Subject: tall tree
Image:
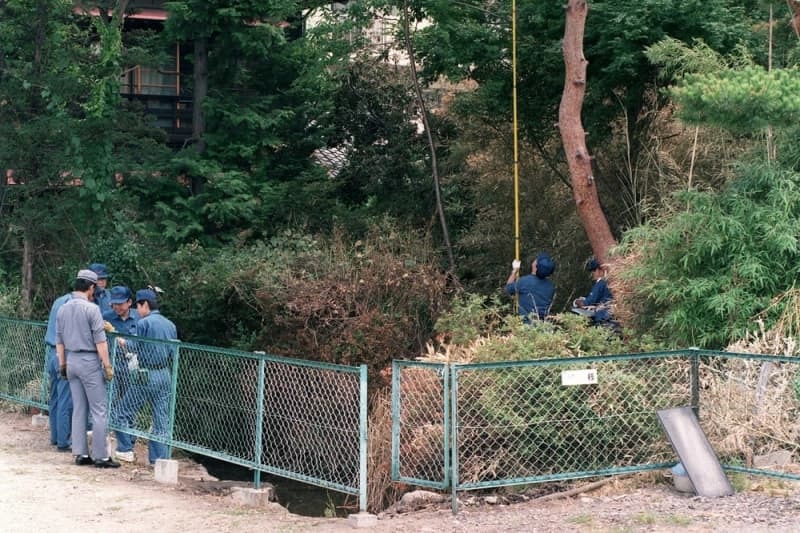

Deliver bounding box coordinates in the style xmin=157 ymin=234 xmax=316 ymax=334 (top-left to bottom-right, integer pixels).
xmin=0 ymin=0 xmax=167 ymax=312
xmin=162 ymin=0 xmax=338 ymax=243
xmin=408 ymin=0 xmax=758 ymax=243
xmin=559 ymin=0 xmax=615 ymax=262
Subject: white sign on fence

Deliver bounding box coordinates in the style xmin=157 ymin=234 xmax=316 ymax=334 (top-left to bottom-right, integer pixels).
xmin=561 ymin=368 xmax=598 ymax=386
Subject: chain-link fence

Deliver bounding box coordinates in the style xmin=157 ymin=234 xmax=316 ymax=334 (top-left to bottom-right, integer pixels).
xmin=393 ymin=350 xmax=800 ymax=511
xmin=391 ymin=361 xmax=449 ymax=489
xmin=0 ymin=318 xmax=48 ymax=409
xmin=0 ymin=318 xmax=368 ymax=511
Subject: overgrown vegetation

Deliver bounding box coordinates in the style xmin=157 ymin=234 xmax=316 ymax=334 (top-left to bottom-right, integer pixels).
xmin=160 ymin=222 xmax=449 ymax=379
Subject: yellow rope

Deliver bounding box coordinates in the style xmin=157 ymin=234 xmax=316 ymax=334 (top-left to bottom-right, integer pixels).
xmin=511 ymin=0 xmax=521 ymax=310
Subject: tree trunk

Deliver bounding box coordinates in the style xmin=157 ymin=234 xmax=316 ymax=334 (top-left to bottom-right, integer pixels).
xmin=558 ymin=0 xmax=616 ymax=263
xmin=402 ymin=0 xmax=456 ymax=274
xmin=21 ymin=235 xmax=33 ymax=318
xmin=789 ymin=0 xmax=800 ymax=39
xmin=20 ymin=0 xmax=49 ymax=314
xmin=190 ymin=37 xmax=208 ymax=196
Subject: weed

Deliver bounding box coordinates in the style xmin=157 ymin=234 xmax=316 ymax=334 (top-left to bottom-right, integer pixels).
xmin=567 ymin=513 xmax=593 ymax=525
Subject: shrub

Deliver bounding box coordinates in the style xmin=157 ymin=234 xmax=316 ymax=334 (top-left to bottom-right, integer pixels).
xmin=162 ymin=221 xmax=450 ymax=379
xmin=614 ymin=162 xmax=800 ymax=348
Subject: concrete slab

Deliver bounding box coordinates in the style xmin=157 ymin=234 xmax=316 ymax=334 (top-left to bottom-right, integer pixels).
xmin=657 ymin=406 xmax=734 ymax=497
xmin=31 ymin=414 xmax=49 ymax=428
xmin=229 ymin=486 xmax=276 ymax=507
xmin=347 ymin=512 xmax=378 ymax=528
xmin=154 ymin=459 xmax=179 ymax=484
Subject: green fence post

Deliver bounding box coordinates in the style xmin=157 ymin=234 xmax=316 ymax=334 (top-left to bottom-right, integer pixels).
xmin=449 ymin=363 xmax=458 ymax=515
xmin=254 ymin=355 xmax=266 ymax=489
xmin=359 ymin=364 xmax=369 ymax=512
xmin=166 ymin=343 xmax=180 ymax=459
xmin=442 ymin=363 xmax=450 ymax=488
xmin=106 ymin=334 xmax=117 ymax=408
xmin=689 ymin=347 xmax=700 ymax=418
xmin=391 ymin=360 xmax=401 ymax=481
xmin=40 ymin=345 xmax=48 ymax=408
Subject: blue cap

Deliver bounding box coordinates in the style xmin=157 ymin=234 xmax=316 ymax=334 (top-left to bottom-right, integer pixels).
xmin=586 ymin=258 xmax=601 ymax=271
xmin=535 ymin=252 xmax=555 ymax=279
xmin=88 ymin=263 xmax=110 ymax=279
xmin=135 ymin=288 xmax=157 ymax=304
xmin=109 ymin=286 xmax=132 ymax=304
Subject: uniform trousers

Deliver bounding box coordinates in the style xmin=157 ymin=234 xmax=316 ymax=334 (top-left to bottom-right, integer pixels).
xmin=67 ymin=352 xmax=109 ymax=460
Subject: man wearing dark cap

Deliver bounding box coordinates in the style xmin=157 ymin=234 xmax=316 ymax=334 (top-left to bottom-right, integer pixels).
xmin=103 ymin=285 xmax=139 ymax=336
xmin=88 ymin=263 xmax=112 ymax=316
xmin=103 ymin=286 xmax=139 ymax=462
xmin=115 ymin=288 xmax=177 ymax=464
xmin=55 ymin=269 xmax=119 ymax=468
xmin=573 ymin=258 xmax=614 ymax=324
xmin=506 ymin=251 xmax=556 ymax=322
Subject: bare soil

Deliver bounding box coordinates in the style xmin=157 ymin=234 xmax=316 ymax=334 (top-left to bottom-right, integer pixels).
xmin=2 ymin=408 xmax=800 ymax=532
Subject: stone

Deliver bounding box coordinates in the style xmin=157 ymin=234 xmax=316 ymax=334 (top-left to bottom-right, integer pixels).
xmin=229 ymin=485 xmax=276 ymax=507
xmin=31 ymin=414 xmax=49 ymax=428
xmin=347 ymin=512 xmax=378 ymax=528
xmin=397 ymin=489 xmax=446 ymax=513
xmin=154 ymin=459 xmax=179 ymax=484
xmin=753 ymin=450 xmax=793 ymax=468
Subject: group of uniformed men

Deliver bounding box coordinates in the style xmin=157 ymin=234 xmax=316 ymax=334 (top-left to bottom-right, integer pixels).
xmin=45 ymin=263 xmax=178 ymax=468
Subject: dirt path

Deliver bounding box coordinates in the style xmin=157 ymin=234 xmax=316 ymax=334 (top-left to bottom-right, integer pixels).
xmin=3 ymin=409 xmax=800 ymax=532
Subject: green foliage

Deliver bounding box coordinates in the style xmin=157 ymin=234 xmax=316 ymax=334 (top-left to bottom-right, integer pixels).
xmin=433 ymin=293 xmax=505 ymax=346
xmin=672 ymin=66 xmax=800 ymax=133
xmin=645 ymin=37 xmax=727 ymax=78
xmin=162 ymin=0 xmax=340 ymax=242
xmin=323 ymin=58 xmax=453 ymax=230
xmin=410 ymin=0 xmax=754 ymax=145
xmin=435 ymin=293 xmax=660 ymax=358
xmin=0 ymin=0 xmax=170 ymax=315
xmin=617 ymin=163 xmax=800 ymax=348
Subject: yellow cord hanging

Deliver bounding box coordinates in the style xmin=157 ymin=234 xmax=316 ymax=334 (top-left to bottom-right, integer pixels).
xmin=511 ymin=0 xmax=521 ymax=310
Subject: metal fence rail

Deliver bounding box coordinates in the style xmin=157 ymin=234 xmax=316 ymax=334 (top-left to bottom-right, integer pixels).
xmin=0 ymin=317 xmax=368 ymax=512
xmin=393 ymin=349 xmax=800 ymax=512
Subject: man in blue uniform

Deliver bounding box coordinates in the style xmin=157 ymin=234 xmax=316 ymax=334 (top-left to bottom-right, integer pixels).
xmin=88 ymin=263 xmax=112 ymax=316
xmin=45 ymin=290 xmax=73 ymax=451
xmin=104 ymin=285 xmax=139 ymax=462
xmin=103 ymin=286 xmax=139 ymax=335
xmin=573 ymin=258 xmax=616 ymax=327
xmin=55 ymin=269 xmax=119 ymax=468
xmin=506 ymin=251 xmax=556 ymax=322
xmin=114 ymin=288 xmax=177 ymax=464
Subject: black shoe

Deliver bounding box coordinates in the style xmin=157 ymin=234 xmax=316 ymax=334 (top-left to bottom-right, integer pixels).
xmin=75 ymin=455 xmax=93 ymax=466
xmin=56 ymin=446 xmax=71 ymax=453
xmin=94 ymin=457 xmax=121 ymax=468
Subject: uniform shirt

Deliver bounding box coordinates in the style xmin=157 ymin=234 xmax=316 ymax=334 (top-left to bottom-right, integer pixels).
xmin=55 ymin=292 xmax=107 ymax=352
xmin=103 ymin=308 xmax=139 ymax=336
xmin=583 ymin=278 xmax=613 ymax=322
xmin=136 ymin=311 xmax=178 ymax=369
xmin=505 ymin=274 xmax=555 ymax=321
xmin=94 ymin=287 xmax=112 ymax=316
xmin=44 ymin=293 xmax=72 ymax=348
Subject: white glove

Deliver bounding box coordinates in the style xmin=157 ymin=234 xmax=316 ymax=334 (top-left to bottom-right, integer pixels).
xmin=512 ymin=260 xmax=521 ymax=270
xmin=126 ymin=352 xmax=139 ymax=371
